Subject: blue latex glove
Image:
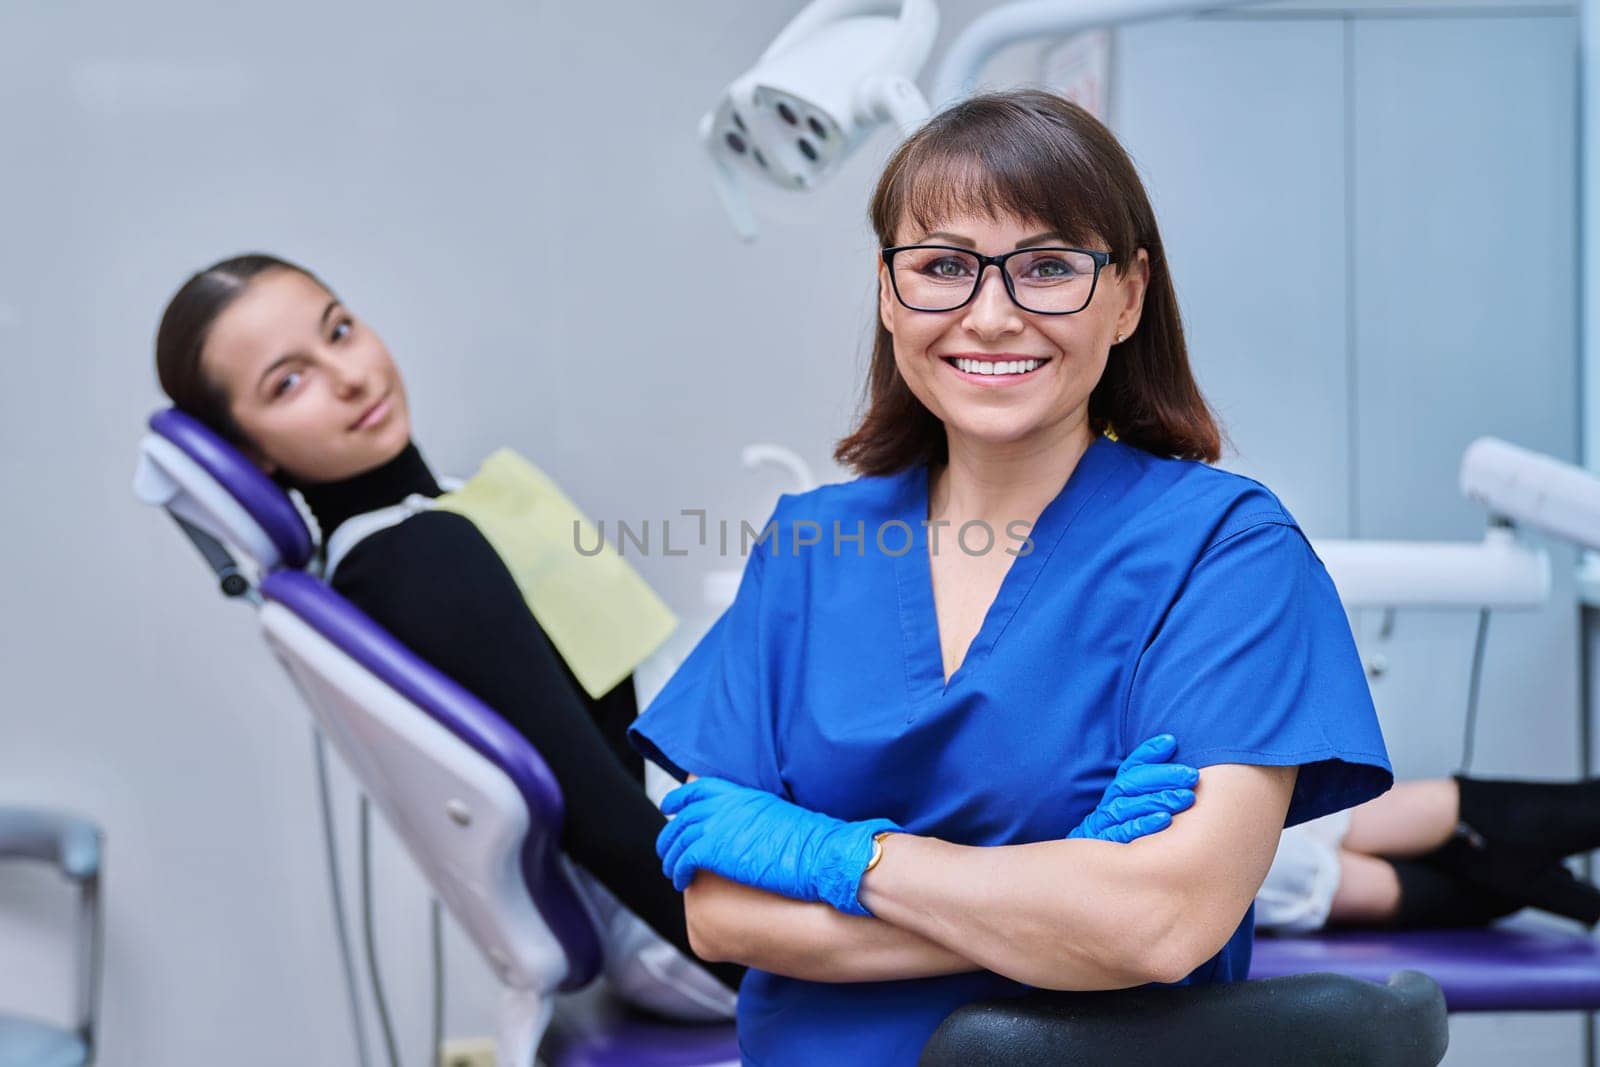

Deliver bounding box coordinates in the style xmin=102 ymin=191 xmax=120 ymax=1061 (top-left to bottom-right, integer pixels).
xmin=657 ymin=777 xmax=899 ymax=916
xmin=1067 ymin=734 xmax=1198 ymax=844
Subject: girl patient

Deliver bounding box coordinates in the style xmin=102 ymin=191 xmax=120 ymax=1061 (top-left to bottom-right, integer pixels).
xmin=153 ymin=254 xmax=742 ymax=1018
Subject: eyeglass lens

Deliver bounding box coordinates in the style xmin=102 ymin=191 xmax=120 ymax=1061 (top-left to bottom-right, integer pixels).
xmin=891 ymin=247 xmax=1100 ymax=314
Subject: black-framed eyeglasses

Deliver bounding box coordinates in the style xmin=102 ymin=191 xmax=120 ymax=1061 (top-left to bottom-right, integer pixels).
xmin=880 ymin=244 xmax=1115 ymax=315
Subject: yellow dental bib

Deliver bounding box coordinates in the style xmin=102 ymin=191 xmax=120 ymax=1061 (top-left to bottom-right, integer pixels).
xmin=432 ymin=449 xmax=677 ymax=699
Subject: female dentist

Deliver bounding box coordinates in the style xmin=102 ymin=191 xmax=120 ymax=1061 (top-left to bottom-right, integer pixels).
xmin=631 ymin=90 xmax=1392 ymax=1065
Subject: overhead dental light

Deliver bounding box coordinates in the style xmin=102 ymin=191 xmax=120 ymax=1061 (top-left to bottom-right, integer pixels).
xmin=700 ymin=0 xmax=939 ymax=240
xmin=705 ymin=0 xmax=1275 ymax=239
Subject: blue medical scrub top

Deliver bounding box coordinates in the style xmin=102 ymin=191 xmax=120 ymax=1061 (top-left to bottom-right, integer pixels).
xmin=630 ymin=436 xmax=1392 ymax=1067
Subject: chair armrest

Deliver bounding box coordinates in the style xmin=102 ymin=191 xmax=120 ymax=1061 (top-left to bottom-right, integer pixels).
xmin=0 ymin=809 xmax=101 ymax=880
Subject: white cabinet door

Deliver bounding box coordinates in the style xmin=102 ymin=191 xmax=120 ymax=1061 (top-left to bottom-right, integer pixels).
xmin=1350 ymin=13 xmax=1579 ymax=783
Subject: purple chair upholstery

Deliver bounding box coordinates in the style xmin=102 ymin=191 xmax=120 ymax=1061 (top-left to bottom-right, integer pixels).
xmin=1253 ymin=926 xmax=1600 ymax=1013
xmin=149 ymin=409 xmax=314 ymax=568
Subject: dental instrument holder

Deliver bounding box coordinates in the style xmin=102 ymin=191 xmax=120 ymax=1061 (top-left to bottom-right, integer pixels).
xmin=1275 ymin=437 xmax=1592 ymax=613
xmin=1306 ymin=438 xmax=1600 ymax=688
xmin=1461 ymin=436 xmax=1600 ymax=554
xmin=1311 ymin=526 xmax=1549 ymax=611
xmin=702 ymin=0 xmax=938 ymax=240
xmin=702 ymin=443 xmax=819 ymax=610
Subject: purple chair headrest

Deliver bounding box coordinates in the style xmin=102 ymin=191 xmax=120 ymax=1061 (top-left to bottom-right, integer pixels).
xmin=148 ymin=408 xmax=314 ymax=569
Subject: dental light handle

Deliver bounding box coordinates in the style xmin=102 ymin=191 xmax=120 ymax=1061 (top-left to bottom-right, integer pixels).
xmin=763 ymin=0 xmax=938 ymax=70
xmin=699 ymin=112 xmax=759 ymax=242
xmin=857 ymin=73 xmax=930 ymax=134
xmin=878 ymin=0 xmax=940 ymax=78
xmin=762 ymin=0 xmax=867 ymax=61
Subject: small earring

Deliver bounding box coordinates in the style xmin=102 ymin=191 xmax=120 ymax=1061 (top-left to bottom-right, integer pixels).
xmin=1115 ymin=333 xmax=1126 ymax=344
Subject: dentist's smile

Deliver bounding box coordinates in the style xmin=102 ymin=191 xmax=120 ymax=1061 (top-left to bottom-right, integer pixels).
xmin=939 ymin=353 xmax=1053 ymax=386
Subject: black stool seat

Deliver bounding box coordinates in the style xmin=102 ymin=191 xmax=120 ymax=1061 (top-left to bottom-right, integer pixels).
xmin=920 ymin=970 xmax=1448 ymax=1066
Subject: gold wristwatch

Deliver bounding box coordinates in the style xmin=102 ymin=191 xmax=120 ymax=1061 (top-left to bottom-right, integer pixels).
xmin=863 ymin=830 xmax=894 ymax=873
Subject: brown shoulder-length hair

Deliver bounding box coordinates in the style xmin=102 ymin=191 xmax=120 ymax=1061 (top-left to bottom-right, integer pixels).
xmin=834 ymin=89 xmax=1221 ymax=475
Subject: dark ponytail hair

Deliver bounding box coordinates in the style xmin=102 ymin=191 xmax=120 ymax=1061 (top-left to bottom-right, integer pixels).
xmin=154 ymin=253 xmax=332 ymax=444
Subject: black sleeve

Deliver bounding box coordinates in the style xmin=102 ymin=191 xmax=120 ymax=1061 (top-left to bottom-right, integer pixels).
xmin=330 ymin=510 xmax=742 ymax=989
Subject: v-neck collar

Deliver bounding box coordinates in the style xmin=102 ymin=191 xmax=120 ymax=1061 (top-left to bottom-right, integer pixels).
xmin=891 ymin=434 xmax=1129 ymax=717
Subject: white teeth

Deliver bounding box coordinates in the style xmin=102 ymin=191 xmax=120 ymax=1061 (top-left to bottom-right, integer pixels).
xmin=953 ymin=357 xmax=1043 ymax=376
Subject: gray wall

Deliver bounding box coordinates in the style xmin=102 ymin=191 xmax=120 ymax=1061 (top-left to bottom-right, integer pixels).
xmin=0 ymin=2 xmax=1582 ymax=1064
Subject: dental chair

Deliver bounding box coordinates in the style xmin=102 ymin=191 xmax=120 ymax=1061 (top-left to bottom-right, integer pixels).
xmin=134 ymin=409 xmax=739 ymax=1067
xmin=1243 ymin=436 xmax=1600 ymax=1018
xmin=0 ymin=810 xmax=103 ymax=1067
xmin=1252 ymin=925 xmax=1600 ymax=1013
xmin=136 ymin=407 xmax=1452 ymax=1066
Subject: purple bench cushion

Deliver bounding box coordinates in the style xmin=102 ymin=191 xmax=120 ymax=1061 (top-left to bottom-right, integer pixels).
xmin=1252 ymin=927 xmax=1600 ymax=1012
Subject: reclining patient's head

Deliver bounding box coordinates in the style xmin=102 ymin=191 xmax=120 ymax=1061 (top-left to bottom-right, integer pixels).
xmin=155 ymin=254 xmax=412 ymax=485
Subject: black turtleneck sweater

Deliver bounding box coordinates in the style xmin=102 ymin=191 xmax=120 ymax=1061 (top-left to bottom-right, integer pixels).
xmin=298 ymin=443 xmax=742 ymax=991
